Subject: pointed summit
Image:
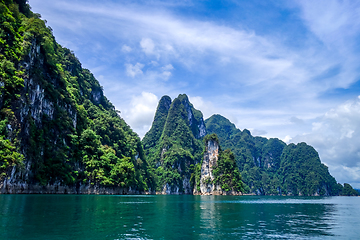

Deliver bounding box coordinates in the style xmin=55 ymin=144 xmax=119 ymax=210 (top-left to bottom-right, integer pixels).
xmin=162 ymin=94 xmax=206 ymax=140
xmin=142 ymin=95 xmax=171 ymax=149
xmin=142 ymin=94 xmax=207 ymax=194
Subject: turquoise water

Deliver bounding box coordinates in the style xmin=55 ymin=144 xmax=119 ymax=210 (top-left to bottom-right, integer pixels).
xmin=0 ymin=195 xmax=359 ymax=239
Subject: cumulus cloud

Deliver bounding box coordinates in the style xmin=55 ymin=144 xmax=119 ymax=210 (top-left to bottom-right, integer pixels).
xmin=123 ymin=92 xmax=159 ymax=138
xmin=283 ymin=135 xmax=292 ymax=143
xmin=290 ymin=116 xmax=305 ymax=125
xmin=150 ymin=61 xmax=159 ymax=66
xmin=162 ymin=64 xmax=174 ymax=71
xmin=140 ymin=38 xmax=155 ymax=55
xmin=32 ymin=0 xmax=360 ymax=101
xmin=296 ymin=0 xmax=360 ymax=88
xmin=292 ymin=96 xmax=360 ymax=187
xmin=160 ymin=64 xmax=174 ymax=80
xmin=121 ymin=44 xmax=132 ymax=53
xmin=188 ymin=96 xmax=215 ymax=120
xmin=251 ymin=129 xmax=268 ymax=136
xmin=161 ymin=71 xmax=172 ymax=80
xmin=125 ymin=62 xmax=144 ymax=77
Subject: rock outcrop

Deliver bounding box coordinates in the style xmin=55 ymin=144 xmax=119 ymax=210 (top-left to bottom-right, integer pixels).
xmin=194 ymin=135 xmax=243 ymax=195
xmin=0 ymin=180 xmax=154 ymax=195
xmin=199 ymin=139 xmax=220 ymax=194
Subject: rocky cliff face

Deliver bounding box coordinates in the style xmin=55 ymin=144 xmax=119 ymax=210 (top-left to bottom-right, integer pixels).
xmin=0 ymin=181 xmax=150 ymax=195
xmin=198 ymin=139 xmax=221 ymax=194
xmin=3 ymin=37 xmax=78 ymax=190
xmin=178 ymin=95 xmax=206 ymax=139
xmin=194 ymin=136 xmax=243 ymax=195
xmin=0 ymin=0 xmax=154 ymax=194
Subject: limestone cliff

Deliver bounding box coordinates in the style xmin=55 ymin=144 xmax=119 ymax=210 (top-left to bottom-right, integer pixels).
xmin=198 ymin=138 xmax=222 ymax=195
xmin=0 ymin=0 xmax=154 ymax=194
xmin=194 ymin=134 xmax=244 ymax=195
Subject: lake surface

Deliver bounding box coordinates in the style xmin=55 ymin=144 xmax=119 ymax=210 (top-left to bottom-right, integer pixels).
xmin=0 ymin=195 xmax=359 ymax=239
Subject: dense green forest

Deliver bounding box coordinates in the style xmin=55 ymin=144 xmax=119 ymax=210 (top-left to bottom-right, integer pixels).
xmin=142 ymin=94 xmax=206 ymax=193
xmin=0 ymin=0 xmax=154 ymax=192
xmin=205 ymin=114 xmax=356 ymax=196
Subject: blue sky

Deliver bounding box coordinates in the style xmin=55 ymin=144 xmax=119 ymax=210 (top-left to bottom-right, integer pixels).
xmin=28 ymin=0 xmax=360 ymax=188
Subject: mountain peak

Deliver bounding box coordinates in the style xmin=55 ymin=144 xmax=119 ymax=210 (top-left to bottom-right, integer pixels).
xmin=142 ymin=96 xmax=172 ymax=149
xmin=142 ymin=94 xmax=207 ymax=193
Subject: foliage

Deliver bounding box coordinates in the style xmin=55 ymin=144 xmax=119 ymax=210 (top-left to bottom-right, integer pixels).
xmin=204 ymin=133 xmax=219 ymax=144
xmin=212 ymin=149 xmax=244 ymax=192
xmin=142 ymin=95 xmax=171 ymax=150
xmin=279 ymin=143 xmax=339 ymax=196
xmin=0 ymin=118 xmax=23 ymax=180
xmin=340 ymin=183 xmax=359 ymax=196
xmin=205 ymin=114 xmax=346 ymax=196
xmin=142 ymin=94 xmax=205 ymax=192
xmin=0 ymin=0 xmax=154 ymax=191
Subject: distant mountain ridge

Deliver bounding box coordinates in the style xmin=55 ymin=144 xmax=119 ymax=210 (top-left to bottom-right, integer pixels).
xmin=205 ymin=114 xmax=350 ymax=196
xmin=143 ymin=96 xmax=356 ymax=196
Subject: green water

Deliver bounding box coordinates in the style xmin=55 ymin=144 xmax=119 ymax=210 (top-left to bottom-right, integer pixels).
xmin=0 ymin=195 xmax=359 ymax=239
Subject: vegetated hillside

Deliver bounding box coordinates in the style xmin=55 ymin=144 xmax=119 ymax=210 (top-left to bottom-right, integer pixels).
xmin=0 ymin=0 xmax=154 ymax=193
xmin=142 ymin=94 xmax=206 ymax=194
xmin=341 ymin=184 xmax=359 ymax=196
xmin=205 ymin=114 xmax=351 ymax=196
xmin=193 ymin=133 xmax=245 ymax=195
xmin=1 ymin=0 xmax=356 ymax=196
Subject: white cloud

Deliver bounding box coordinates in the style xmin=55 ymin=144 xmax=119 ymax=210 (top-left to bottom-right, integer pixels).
xmin=162 ymin=64 xmax=174 ymax=71
xmin=140 ymin=38 xmax=155 ymax=55
xmin=296 ymin=0 xmax=360 ymax=89
xmin=290 ymin=116 xmax=305 ymax=125
xmin=29 ymin=0 xmax=360 ymax=101
xmin=188 ymin=96 xmax=205 ymax=110
xmin=150 ymin=61 xmax=159 ymax=66
xmin=283 ymin=135 xmax=292 ymax=143
xmin=33 ymin=0 xmax=360 ymax=99
xmin=292 ymin=96 xmax=360 ymax=188
xmin=251 ymin=129 xmax=268 ymax=136
xmin=125 ymin=62 xmax=144 ymax=77
xmin=123 ymin=92 xmax=159 ymax=138
xmin=159 ymin=64 xmax=174 ymax=80
xmin=121 ymin=44 xmax=132 ymax=53
xmin=188 ymin=96 xmax=215 ymax=120
xmin=161 ymin=71 xmax=172 ymax=80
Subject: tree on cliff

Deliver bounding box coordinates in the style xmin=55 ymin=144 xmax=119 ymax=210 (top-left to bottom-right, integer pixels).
xmin=193 ymin=133 xmax=245 ymax=194
xmin=340 ymin=183 xmax=359 ymax=196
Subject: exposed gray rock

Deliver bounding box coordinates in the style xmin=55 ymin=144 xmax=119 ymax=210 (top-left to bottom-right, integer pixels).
xmin=198 ymin=139 xmax=221 ymax=194
xmin=0 ymin=180 xmax=154 ymax=195
xmin=194 ymin=139 xmax=242 ymax=196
